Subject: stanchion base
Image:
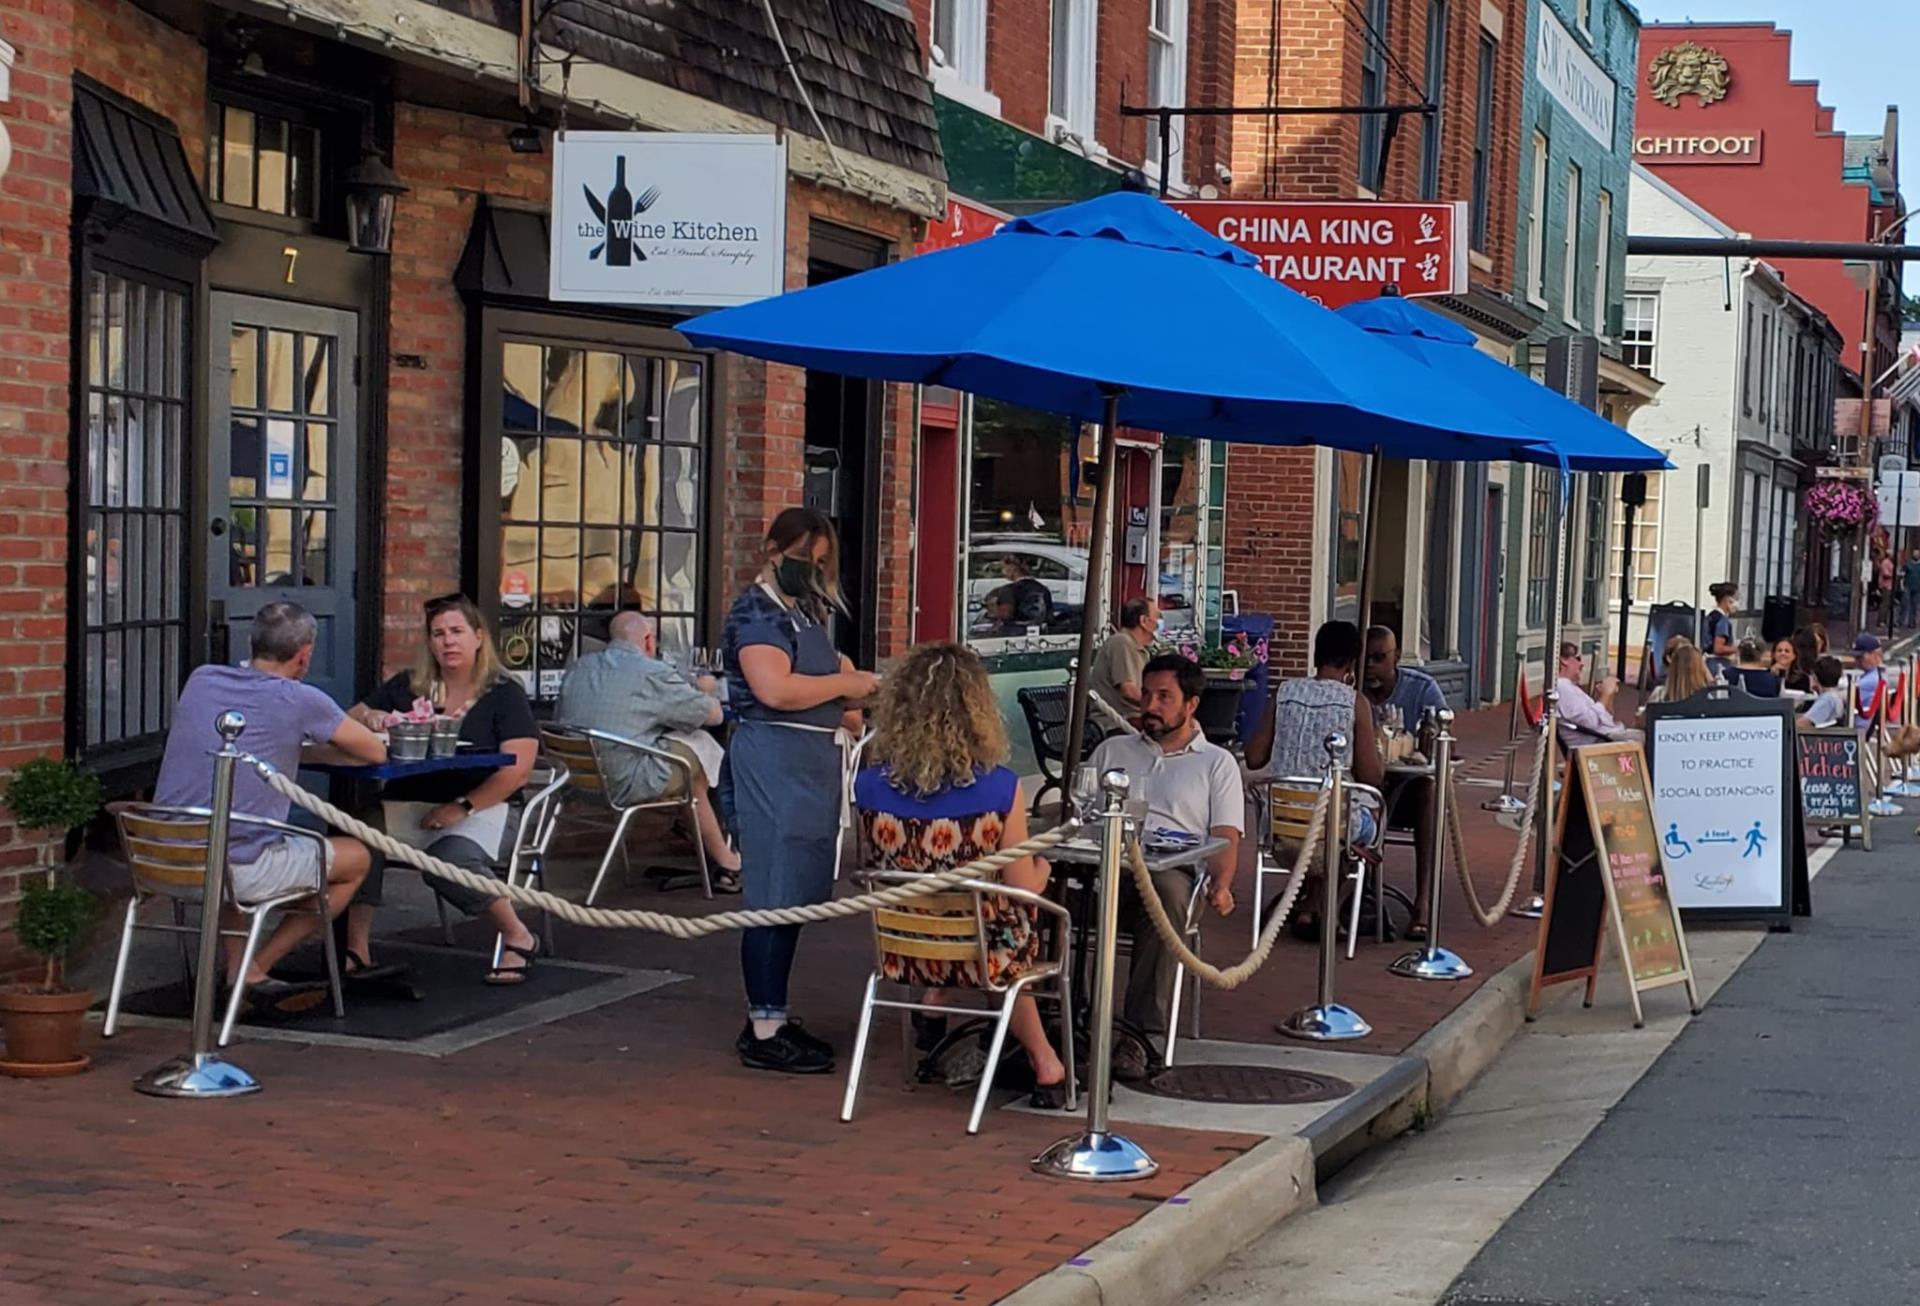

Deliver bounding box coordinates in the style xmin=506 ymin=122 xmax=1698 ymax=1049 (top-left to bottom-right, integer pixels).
xmin=1032 ymin=1131 xmax=1159 ymax=1181
xmin=1510 ymin=894 xmax=1545 ymax=920
xmin=1276 ymin=1003 xmax=1372 ymax=1041
xmin=1868 ymin=799 xmax=1905 ymax=817
xmin=1389 ymin=944 xmax=1474 ymax=981
xmin=134 ymin=1053 xmax=260 ymax=1099
xmin=1481 ymin=794 xmax=1529 ymax=814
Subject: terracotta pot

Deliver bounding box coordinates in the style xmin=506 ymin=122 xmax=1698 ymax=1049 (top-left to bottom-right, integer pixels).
xmin=0 ymin=985 xmax=93 ymax=1074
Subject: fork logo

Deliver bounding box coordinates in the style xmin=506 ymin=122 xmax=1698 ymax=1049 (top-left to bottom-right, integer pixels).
xmin=580 ymin=155 xmax=662 ymax=267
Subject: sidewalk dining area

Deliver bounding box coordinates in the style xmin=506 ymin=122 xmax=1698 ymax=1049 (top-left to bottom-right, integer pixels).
xmin=4 ymin=700 xmax=1547 ymax=1306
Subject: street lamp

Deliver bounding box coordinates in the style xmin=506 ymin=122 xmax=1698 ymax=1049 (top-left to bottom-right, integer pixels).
xmin=344 ymin=149 xmax=408 ymax=256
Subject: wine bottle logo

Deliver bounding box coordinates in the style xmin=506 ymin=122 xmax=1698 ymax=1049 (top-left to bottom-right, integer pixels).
xmin=581 ymin=154 xmax=661 ymax=266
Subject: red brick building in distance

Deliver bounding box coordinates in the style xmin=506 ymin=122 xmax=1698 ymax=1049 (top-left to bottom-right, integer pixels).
xmin=1634 ymin=23 xmax=1906 ymax=390
xmin=0 ymin=0 xmax=948 ymax=947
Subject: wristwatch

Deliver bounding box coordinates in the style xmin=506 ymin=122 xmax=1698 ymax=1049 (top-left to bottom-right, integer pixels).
xmin=456 ymin=796 xmax=475 ymax=814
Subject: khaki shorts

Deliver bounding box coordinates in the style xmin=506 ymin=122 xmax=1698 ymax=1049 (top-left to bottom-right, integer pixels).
xmin=230 ymin=835 xmax=334 ymax=906
xmin=655 ymin=741 xmax=701 ymax=800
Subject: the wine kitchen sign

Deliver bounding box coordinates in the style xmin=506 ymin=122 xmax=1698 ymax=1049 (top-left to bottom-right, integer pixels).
xmin=549 ymin=132 xmax=788 ymax=307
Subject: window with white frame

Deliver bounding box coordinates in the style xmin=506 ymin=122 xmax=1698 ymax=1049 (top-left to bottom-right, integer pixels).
xmin=930 ymin=0 xmax=993 ymax=112
xmin=1562 ymin=161 xmax=1582 ymax=323
xmin=1593 ymin=189 xmax=1612 ymax=337
xmin=1609 ymin=470 xmax=1661 ymax=605
xmin=1621 ymin=292 xmax=1658 ymax=373
xmin=1526 ymin=132 xmax=1549 ymax=304
xmin=1146 ymin=0 xmax=1188 ymax=185
xmin=1049 ymin=0 xmax=1099 ymax=144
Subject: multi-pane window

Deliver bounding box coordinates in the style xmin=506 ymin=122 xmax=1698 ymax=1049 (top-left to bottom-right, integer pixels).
xmin=930 ymin=0 xmax=989 ymax=94
xmin=1580 ymin=472 xmax=1607 ymax=622
xmin=1621 ymin=293 xmax=1658 ymax=373
xmin=1049 ymin=0 xmax=1098 ymax=140
xmin=1593 ymin=189 xmax=1612 ymax=337
xmin=1526 ymin=132 xmax=1549 ymax=303
xmin=495 ymin=338 xmax=705 ymax=702
xmin=1562 ymin=162 xmax=1582 ymax=322
xmin=1358 ymin=0 xmax=1390 ymax=188
xmin=81 ymin=270 xmax=189 ymax=751
xmin=225 ymin=325 xmax=338 ymax=593
xmin=1421 ymin=0 xmax=1447 ymax=200
xmin=1526 ymin=465 xmax=1554 ymax=627
xmin=1609 ymin=470 xmax=1661 ymax=605
xmin=1471 ymin=35 xmax=1496 ymax=250
xmin=209 ymin=102 xmax=321 ymax=219
xmin=1146 ymin=0 xmax=1188 ymax=183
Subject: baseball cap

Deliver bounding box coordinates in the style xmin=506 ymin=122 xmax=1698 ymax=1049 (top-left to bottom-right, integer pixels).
xmin=1853 ymin=633 xmax=1882 ymax=655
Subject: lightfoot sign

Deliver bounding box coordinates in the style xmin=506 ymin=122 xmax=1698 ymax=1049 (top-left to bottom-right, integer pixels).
xmin=549 ymin=132 xmax=788 ymax=308
xmin=1169 ymin=200 xmax=1469 ymax=308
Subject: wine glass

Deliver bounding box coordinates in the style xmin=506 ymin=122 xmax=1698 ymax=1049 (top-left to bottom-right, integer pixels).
xmin=1070 ymin=765 xmax=1102 ymax=826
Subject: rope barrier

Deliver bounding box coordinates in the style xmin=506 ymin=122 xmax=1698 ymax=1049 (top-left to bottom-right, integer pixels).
xmin=256 ymin=763 xmax=1072 ymax=936
xmin=1123 ymin=782 xmax=1331 ymax=990
xmin=1446 ymin=724 xmax=1549 ymax=927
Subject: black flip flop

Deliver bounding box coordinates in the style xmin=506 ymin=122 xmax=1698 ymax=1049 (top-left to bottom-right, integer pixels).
xmin=342 ymin=951 xmax=404 ymax=982
xmin=1029 ymin=1079 xmax=1071 ymax=1110
xmin=237 ymin=976 xmax=328 ymax=1015
xmin=712 ymin=868 xmax=743 ymax=895
xmin=485 ymin=941 xmax=540 ymax=986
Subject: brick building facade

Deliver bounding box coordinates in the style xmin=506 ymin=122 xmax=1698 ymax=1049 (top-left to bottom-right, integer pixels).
xmin=0 ymin=0 xmax=945 ymax=942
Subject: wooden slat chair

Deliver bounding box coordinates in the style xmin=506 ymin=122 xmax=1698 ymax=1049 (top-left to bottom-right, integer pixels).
xmin=841 ymin=874 xmax=1076 ymax=1135
xmin=103 ymin=801 xmax=344 ymax=1048
xmin=538 ymin=724 xmax=711 ymax=904
xmin=1251 ymin=776 xmax=1390 ymax=958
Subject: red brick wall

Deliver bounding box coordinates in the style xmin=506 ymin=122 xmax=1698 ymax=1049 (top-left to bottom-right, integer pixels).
xmin=0 ymin=0 xmax=78 ymax=928
xmin=73 ymin=0 xmax=204 ymax=170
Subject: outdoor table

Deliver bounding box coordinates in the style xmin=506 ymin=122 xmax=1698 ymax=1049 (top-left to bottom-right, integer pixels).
xmin=1045 ymin=831 xmax=1229 ymax=1023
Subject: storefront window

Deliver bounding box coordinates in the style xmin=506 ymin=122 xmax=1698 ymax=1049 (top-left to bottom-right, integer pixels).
xmin=963 ymin=398 xmax=1095 ymax=648
xmin=1331 ymin=451 xmax=1368 ymax=621
xmin=80 ymin=269 xmax=190 ymax=751
xmin=1526 ymin=466 xmax=1553 ymax=628
xmin=1158 ymin=438 xmax=1204 ymax=634
xmin=492 ymin=336 xmax=705 ymax=701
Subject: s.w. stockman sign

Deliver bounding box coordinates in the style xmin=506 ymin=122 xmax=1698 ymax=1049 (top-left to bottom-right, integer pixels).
xmin=550 ymin=133 xmax=787 ymax=307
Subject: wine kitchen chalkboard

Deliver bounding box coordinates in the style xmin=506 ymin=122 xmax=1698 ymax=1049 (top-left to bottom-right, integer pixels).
xmin=1797 ymin=728 xmax=1869 ymax=848
xmin=1529 ymin=742 xmax=1702 ymax=1028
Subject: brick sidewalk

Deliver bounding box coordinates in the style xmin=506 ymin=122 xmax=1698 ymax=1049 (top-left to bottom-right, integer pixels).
xmin=0 ymin=705 xmax=1548 ymax=1306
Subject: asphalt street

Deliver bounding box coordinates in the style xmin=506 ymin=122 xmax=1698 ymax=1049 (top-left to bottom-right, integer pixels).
xmin=1443 ymin=822 xmax=1920 ymax=1306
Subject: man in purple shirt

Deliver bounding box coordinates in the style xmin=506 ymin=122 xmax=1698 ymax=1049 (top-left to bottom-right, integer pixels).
xmin=154 ymin=602 xmax=385 ymax=1003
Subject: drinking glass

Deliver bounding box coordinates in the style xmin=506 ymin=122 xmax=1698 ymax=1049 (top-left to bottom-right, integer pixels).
xmin=1070 ymin=765 xmax=1103 ymax=824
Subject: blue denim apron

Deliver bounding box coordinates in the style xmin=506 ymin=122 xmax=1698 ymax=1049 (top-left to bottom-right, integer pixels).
xmin=730 ymin=595 xmax=845 ymax=911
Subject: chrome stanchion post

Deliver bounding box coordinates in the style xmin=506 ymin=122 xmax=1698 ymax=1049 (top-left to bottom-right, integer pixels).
xmin=135 ymin=711 xmax=261 ymax=1099
xmin=1483 ymin=685 xmax=1528 ymax=816
xmin=1278 ymin=732 xmax=1371 ymax=1041
xmin=1390 ymin=709 xmax=1473 ymax=981
xmin=1511 ymin=689 xmax=1556 ymax=920
xmin=1033 ymin=770 xmax=1158 ymax=1181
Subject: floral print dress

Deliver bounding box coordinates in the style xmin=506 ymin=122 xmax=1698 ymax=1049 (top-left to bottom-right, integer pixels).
xmin=853 ymin=764 xmax=1041 ymax=989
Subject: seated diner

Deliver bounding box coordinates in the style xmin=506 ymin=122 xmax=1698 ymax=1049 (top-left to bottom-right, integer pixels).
xmin=345 ymin=593 xmax=542 ymax=985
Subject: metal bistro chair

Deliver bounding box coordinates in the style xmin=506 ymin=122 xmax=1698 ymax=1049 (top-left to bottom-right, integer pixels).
xmin=841 ymin=873 xmax=1077 ymax=1136
xmin=430 ymin=759 xmax=573 ymax=954
xmin=1057 ymin=853 xmax=1209 ymax=1070
xmin=1252 ymin=776 xmax=1392 ymax=959
xmin=104 ymin=802 xmax=345 ymax=1049
xmin=1015 ymin=684 xmax=1107 ymax=816
xmin=539 ymin=724 xmax=712 ymax=904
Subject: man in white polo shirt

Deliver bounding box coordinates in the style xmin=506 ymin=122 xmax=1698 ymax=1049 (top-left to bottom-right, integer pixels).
xmin=1088 ymin=654 xmax=1243 ymax=1079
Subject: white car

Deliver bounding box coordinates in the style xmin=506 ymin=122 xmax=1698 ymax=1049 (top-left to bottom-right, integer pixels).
xmin=966 ymin=538 xmax=1087 ymax=633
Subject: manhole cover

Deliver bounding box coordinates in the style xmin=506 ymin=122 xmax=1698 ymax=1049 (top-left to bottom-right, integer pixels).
xmin=1136 ymin=1064 xmax=1354 ymax=1105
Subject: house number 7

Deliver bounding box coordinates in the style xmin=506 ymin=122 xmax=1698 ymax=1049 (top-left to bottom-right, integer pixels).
xmin=282 ymin=245 xmax=299 ymax=285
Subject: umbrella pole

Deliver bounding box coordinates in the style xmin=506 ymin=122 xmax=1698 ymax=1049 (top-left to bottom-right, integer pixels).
xmin=1356 ymin=449 xmax=1384 ymax=631
xmin=1065 ymin=392 xmax=1123 ymax=797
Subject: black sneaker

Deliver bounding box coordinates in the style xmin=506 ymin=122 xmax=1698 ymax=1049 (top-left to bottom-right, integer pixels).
xmin=736 ymin=1021 xmax=834 ymax=1074
xmin=781 ymin=1017 xmax=836 ymax=1061
xmin=1110 ymin=1037 xmax=1155 ymax=1085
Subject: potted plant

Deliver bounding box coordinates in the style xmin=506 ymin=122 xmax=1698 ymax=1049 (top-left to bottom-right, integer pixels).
xmin=0 ymin=757 xmax=103 ymax=1077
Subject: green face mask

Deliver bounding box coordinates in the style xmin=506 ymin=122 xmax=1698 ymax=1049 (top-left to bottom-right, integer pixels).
xmin=774 ymin=556 xmax=817 ymax=599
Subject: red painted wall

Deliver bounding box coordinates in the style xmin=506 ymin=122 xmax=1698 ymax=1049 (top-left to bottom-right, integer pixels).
xmin=1634 ymin=25 xmax=1878 ymax=370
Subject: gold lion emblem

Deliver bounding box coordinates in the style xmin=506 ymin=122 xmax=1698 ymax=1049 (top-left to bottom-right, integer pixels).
xmin=1649 ymin=41 xmax=1731 ymax=109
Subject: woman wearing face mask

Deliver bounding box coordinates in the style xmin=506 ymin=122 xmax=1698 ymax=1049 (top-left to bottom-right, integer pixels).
xmin=723 ymin=508 xmax=880 ymax=1074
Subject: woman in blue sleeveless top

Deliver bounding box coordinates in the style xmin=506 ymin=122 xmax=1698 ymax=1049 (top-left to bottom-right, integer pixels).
xmin=724 ymin=509 xmax=879 ymax=1076
xmin=855 ymin=642 xmax=1070 ymax=1108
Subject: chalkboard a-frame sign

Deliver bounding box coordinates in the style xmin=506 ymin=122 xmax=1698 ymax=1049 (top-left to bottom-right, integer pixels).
xmin=1645 ymin=684 xmax=1811 ymax=928
xmin=1529 ymin=741 xmax=1703 ymax=1029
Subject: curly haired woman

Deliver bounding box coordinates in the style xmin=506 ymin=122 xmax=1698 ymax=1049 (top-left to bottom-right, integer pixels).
xmin=853 ymin=642 xmax=1070 ymax=1109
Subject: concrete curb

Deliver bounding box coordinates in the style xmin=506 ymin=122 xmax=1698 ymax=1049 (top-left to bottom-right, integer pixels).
xmin=1001 ymin=950 xmax=1539 ymax=1306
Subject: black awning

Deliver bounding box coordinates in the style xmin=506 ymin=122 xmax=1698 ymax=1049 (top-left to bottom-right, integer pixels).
xmin=73 ymin=78 xmax=217 ymax=250
xmin=455 ymin=199 xmax=552 ymax=301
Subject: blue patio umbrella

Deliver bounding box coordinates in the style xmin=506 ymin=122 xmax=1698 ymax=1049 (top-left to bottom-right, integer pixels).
xmin=1336 ymin=294 xmax=1669 ymax=472
xmin=683 ymin=192 xmax=1574 ymax=464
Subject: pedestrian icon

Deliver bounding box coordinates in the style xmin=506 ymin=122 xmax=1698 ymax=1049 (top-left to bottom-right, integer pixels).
xmin=1742 ymin=821 xmax=1767 ymax=859
xmin=1664 ymin=823 xmax=1692 ymax=859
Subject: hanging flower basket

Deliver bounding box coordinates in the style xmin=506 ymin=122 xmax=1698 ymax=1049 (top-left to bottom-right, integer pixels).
xmin=1805 ymin=480 xmax=1878 ymax=535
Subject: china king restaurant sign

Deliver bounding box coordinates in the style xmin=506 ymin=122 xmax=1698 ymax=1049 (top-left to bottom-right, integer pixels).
xmin=1169 ymin=199 xmax=1470 ymax=307
xmin=921 ymin=196 xmax=1468 ymax=308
